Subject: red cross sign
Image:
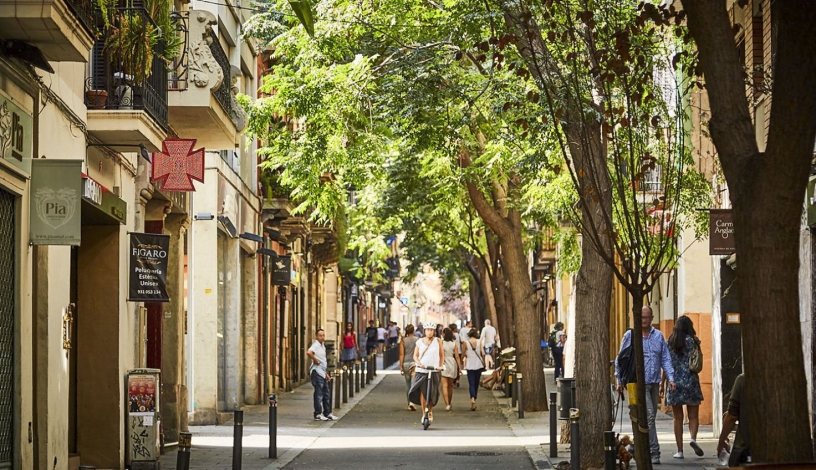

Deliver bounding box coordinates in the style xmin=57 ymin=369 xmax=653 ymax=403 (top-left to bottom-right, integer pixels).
xmin=151 ymin=139 xmax=205 ymax=191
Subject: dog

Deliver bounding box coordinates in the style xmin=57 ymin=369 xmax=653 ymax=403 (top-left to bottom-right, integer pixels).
xmin=615 ymin=434 xmax=633 ymax=470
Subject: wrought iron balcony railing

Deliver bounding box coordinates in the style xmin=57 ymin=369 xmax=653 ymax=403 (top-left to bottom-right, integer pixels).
xmin=207 ymin=29 xmax=233 ymax=119
xmin=64 ymin=0 xmax=98 ymax=36
xmin=84 ymin=7 xmax=168 ymax=130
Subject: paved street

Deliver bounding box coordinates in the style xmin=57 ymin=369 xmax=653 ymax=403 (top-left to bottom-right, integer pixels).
xmin=160 ymin=364 xmax=722 ymax=470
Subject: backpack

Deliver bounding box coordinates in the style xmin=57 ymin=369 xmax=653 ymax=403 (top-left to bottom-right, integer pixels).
xmin=617 ymin=329 xmax=637 ymax=386
xmin=689 ymin=337 xmax=703 ymax=373
xmin=548 ymin=331 xmax=558 ymax=349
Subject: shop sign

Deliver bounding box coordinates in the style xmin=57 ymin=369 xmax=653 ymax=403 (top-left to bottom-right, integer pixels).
xmin=128 ymin=233 xmax=170 ymax=302
xmin=151 ymin=138 xmax=205 ymax=191
xmin=272 ymin=255 xmax=291 ymax=286
xmin=82 ymin=175 xmax=102 ymax=205
xmin=709 ymin=209 xmax=735 ymax=255
xmin=0 ymin=93 xmax=33 ymax=174
xmin=30 ymin=160 xmax=82 ymax=245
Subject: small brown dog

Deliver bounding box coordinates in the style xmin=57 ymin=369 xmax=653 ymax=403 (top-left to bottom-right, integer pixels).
xmin=616 ymin=434 xmax=633 ymax=470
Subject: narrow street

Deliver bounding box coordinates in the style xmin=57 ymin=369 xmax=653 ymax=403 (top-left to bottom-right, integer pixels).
xmin=283 ymin=372 xmax=535 ymax=469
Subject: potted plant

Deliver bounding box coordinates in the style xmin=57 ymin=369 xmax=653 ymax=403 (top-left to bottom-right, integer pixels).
xmin=85 ymin=89 xmax=108 ymax=109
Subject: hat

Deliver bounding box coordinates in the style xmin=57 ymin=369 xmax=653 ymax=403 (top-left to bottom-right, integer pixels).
xmin=423 ymin=322 xmax=437 ymax=330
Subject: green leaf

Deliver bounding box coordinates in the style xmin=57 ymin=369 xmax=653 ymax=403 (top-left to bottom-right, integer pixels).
xmin=288 ymin=0 xmax=315 ymax=37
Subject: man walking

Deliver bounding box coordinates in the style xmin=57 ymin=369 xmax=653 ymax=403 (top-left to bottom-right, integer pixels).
xmin=480 ymin=319 xmax=497 ymax=356
xmin=459 ymin=320 xmax=472 ymax=343
xmin=388 ymin=321 xmax=399 ymax=347
xmin=615 ymin=306 xmax=675 ymax=464
xmin=306 ymin=329 xmax=338 ymax=421
xmin=365 ymin=320 xmax=378 ymax=355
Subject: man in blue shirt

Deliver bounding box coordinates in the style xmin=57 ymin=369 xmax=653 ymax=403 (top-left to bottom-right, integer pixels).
xmin=615 ymin=306 xmax=676 ymax=464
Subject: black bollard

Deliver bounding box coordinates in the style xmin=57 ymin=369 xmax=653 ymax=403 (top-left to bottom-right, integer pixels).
xmin=232 ymin=410 xmax=243 ymax=470
xmin=549 ymin=392 xmax=558 ymax=458
xmin=510 ymin=371 xmax=516 ymax=406
xmin=355 ymin=361 xmax=361 ymax=393
xmin=348 ymin=363 xmax=355 ymax=399
xmin=361 ymin=358 xmax=367 ymax=388
xmin=570 ymin=408 xmax=580 ymax=470
xmin=334 ymin=370 xmax=341 ymax=409
xmin=177 ymin=432 xmax=192 ymax=470
xmin=604 ymin=431 xmax=616 ymax=470
xmin=328 ymin=374 xmax=334 ymax=409
xmin=516 ymin=373 xmax=524 ymax=419
xmin=269 ymin=394 xmax=278 ymax=459
xmin=342 ymin=367 xmax=348 ymax=404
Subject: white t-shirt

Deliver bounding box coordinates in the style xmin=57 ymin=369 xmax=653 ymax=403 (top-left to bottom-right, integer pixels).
xmin=388 ymin=325 xmax=398 ymax=338
xmin=481 ymin=325 xmax=497 ymax=346
xmin=555 ymin=330 xmax=566 ymax=348
xmin=308 ymin=340 xmax=327 ymax=378
xmin=415 ymin=338 xmax=442 ymax=373
xmin=377 ymin=327 xmax=387 ymax=341
xmin=459 ymin=326 xmax=472 ymax=343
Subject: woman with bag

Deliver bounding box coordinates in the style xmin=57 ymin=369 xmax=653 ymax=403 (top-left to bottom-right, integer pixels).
xmin=408 ymin=322 xmax=445 ymax=427
xmin=665 ymin=315 xmax=705 ymax=459
xmin=463 ymin=328 xmax=485 ymax=411
xmin=440 ymin=327 xmax=462 ymax=411
xmin=399 ymin=324 xmax=419 ymax=410
xmin=341 ymin=322 xmax=358 ymax=367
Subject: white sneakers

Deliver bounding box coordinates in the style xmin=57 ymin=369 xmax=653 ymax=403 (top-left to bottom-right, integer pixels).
xmin=314 ymin=413 xmax=339 ymax=421
xmin=673 ymin=452 xmax=684 ymax=459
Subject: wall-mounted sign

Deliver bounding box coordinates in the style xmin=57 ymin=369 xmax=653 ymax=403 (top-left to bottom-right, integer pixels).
xmin=272 ymin=255 xmax=292 ymax=286
xmin=726 ymin=313 xmax=741 ymax=324
xmin=709 ymin=209 xmax=735 ymax=255
xmin=151 ymin=138 xmax=205 ymax=191
xmin=82 ymin=175 xmax=102 ymax=205
xmin=128 ymin=233 xmax=170 ymax=302
xmin=0 ymin=93 xmax=33 ymax=174
xmin=30 ymin=160 xmax=82 ymax=245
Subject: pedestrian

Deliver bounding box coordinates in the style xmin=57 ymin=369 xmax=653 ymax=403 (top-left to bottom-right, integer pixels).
xmin=551 ymin=322 xmax=566 ymax=381
xmin=665 ymin=316 xmax=705 ymax=459
xmin=463 ymin=327 xmax=485 ymax=411
xmin=377 ymin=323 xmax=387 ymax=353
xmin=440 ymin=327 xmax=462 ymax=411
xmin=615 ymin=306 xmax=676 ymax=465
xmin=388 ymin=321 xmax=399 ymax=347
xmin=415 ymin=323 xmax=424 ymax=338
xmin=717 ymin=374 xmax=750 ymax=466
xmin=399 ymin=324 xmax=419 ymax=410
xmin=480 ymin=319 xmax=497 ymax=356
xmin=408 ymin=322 xmax=444 ymax=426
xmin=449 ymin=323 xmax=462 ymax=388
xmin=365 ymin=320 xmax=378 ymax=355
xmin=459 ymin=320 xmax=473 ymax=343
xmin=306 ymin=329 xmax=338 ymax=421
xmin=436 ymin=323 xmax=443 ymax=338
xmin=341 ymin=322 xmax=358 ymax=367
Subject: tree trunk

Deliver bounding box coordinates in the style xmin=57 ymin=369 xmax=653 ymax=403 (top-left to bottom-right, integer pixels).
xmin=487 ymin=235 xmax=513 ymax=348
xmin=683 ymin=0 xmax=816 ymax=462
xmin=628 ymin=292 xmax=651 ymax=470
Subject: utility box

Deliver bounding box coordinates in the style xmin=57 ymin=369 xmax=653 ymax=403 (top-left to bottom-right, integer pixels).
xmin=126 ymin=368 xmax=161 ymax=469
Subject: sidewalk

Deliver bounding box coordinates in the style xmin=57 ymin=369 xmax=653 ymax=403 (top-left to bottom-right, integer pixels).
xmin=159 ymin=356 xmax=388 ymax=470
xmin=496 ymin=368 xmax=721 ymax=470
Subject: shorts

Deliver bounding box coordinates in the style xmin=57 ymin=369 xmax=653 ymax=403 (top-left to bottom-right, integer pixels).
xmin=378 ymin=339 xmax=385 ymax=344
xmin=484 ymin=345 xmax=494 ymax=355
xmin=388 ymin=337 xmax=398 ymax=345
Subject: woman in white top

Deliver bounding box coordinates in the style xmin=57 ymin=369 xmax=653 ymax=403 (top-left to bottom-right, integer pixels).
xmin=462 ymin=327 xmax=486 ymax=411
xmin=441 ymin=327 xmax=462 ymax=411
xmin=408 ymin=322 xmax=444 ymax=425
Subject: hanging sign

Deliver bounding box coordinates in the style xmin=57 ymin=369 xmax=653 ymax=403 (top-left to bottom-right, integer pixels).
xmin=128 ymin=232 xmax=170 ymax=302
xmin=151 ymin=138 xmax=205 ymax=191
xmin=0 ymin=93 xmax=33 ymax=174
xmin=272 ymin=255 xmax=292 ymax=286
xmin=30 ymin=160 xmax=82 ymax=245
xmin=709 ymin=209 xmax=735 ymax=255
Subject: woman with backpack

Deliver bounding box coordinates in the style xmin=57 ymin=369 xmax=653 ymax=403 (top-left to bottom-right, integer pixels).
xmin=665 ymin=315 xmax=705 ymax=460
xmin=549 ymin=322 xmax=566 ymax=382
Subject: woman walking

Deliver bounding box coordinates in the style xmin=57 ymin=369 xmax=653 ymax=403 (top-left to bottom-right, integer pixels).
xmin=408 ymin=322 xmax=444 ymax=426
xmin=441 ymin=327 xmax=462 ymax=411
xmin=399 ymin=324 xmax=419 ymax=410
xmin=341 ymin=322 xmax=357 ymax=367
xmin=665 ymin=316 xmax=705 ymax=459
xmin=463 ymin=328 xmax=485 ymax=411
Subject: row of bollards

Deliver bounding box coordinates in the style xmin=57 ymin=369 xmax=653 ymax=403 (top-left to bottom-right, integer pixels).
xmin=548 ymin=379 xmax=581 ymax=470
xmin=177 ymin=353 xmax=379 ymax=469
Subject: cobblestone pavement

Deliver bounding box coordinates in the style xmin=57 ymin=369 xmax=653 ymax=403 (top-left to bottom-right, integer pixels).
xmin=159 ymin=363 xmax=722 ymax=470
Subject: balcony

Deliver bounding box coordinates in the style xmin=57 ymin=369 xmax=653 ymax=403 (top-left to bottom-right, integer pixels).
xmin=84 ymin=7 xmax=168 ymax=151
xmin=0 ymin=0 xmax=96 ymax=61
xmin=167 ymin=10 xmax=247 ymax=150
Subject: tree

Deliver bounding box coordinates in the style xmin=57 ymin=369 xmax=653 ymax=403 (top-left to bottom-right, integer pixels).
xmin=679 ymin=0 xmax=816 ymax=462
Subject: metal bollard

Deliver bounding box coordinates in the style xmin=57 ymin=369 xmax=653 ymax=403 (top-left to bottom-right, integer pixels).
xmin=604 ymin=431 xmax=616 ymax=470
xmin=328 ymin=374 xmax=334 ymax=409
xmin=348 ymin=363 xmax=355 ymax=399
xmin=342 ymin=367 xmax=349 ymax=404
xmin=373 ymin=353 xmax=378 ymax=376
xmin=334 ymin=370 xmax=341 ymax=409
xmin=549 ymin=392 xmax=558 ymax=457
xmin=570 ymin=408 xmax=580 ymax=470
xmin=361 ymin=358 xmax=367 ymax=388
xmin=509 ymin=371 xmax=516 ymax=405
xmin=269 ymin=394 xmax=277 ymax=459
xmin=233 ymin=409 xmax=243 ymax=470
xmin=177 ymin=431 xmax=192 ymax=470
xmin=517 ymin=373 xmax=524 ymax=419
xmin=355 ymin=361 xmax=361 ymax=393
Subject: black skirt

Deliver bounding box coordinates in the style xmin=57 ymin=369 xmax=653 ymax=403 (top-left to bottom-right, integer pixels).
xmin=408 ymin=371 xmax=440 ymax=407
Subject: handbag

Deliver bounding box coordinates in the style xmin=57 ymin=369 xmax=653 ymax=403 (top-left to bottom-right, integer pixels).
xmin=689 ymin=336 xmax=703 ymax=373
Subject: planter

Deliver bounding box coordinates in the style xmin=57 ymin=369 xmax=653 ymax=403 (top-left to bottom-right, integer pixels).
xmin=85 ymin=90 xmax=108 ymax=109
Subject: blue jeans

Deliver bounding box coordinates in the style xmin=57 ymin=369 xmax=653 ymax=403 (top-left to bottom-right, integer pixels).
xmin=645 ymin=383 xmax=661 ymax=459
xmin=552 ymin=347 xmax=564 ymax=380
xmin=467 ymin=369 xmax=483 ymax=399
xmin=311 ymin=371 xmax=331 ymax=417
